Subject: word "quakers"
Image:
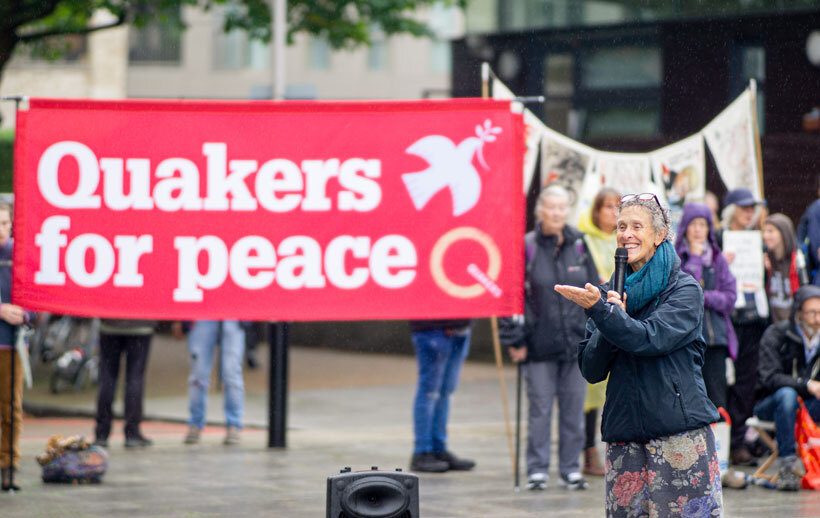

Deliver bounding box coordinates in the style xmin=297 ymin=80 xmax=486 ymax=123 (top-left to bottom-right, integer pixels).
xmin=38 ymin=141 xmax=382 ymax=212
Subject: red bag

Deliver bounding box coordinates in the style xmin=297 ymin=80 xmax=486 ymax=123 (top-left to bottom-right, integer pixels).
xmin=795 ymin=397 xmax=820 ymax=490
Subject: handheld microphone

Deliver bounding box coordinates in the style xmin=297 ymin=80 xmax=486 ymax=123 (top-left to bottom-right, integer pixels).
xmin=614 ymin=247 xmax=628 ymax=298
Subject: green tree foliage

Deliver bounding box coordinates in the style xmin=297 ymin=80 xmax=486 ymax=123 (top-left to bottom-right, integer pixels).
xmin=0 ymin=0 xmax=466 ymax=82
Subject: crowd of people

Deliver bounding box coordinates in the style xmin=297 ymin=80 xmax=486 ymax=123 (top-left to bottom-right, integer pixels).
xmin=494 ymin=182 xmax=820 ymax=506
xmin=4 ymin=178 xmax=820 ymax=511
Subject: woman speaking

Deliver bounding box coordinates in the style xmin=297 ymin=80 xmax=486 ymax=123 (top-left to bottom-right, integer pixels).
xmin=555 ymin=194 xmax=722 ymax=517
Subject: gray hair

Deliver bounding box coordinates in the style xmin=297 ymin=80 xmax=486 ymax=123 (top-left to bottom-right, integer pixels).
xmin=619 ymin=197 xmax=674 ymax=243
xmin=534 ymin=184 xmax=570 ymax=218
xmin=721 ymin=203 xmax=761 ymax=230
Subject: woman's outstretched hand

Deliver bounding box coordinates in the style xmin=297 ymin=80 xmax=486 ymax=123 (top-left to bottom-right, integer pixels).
xmin=554 ymin=283 xmax=601 ymax=309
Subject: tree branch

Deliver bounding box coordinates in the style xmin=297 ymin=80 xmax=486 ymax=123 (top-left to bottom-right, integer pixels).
xmin=6 ymin=0 xmax=62 ymax=31
xmin=18 ymin=12 xmax=128 ymax=43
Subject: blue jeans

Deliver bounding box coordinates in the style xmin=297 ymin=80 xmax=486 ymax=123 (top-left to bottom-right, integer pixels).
xmin=753 ymin=387 xmax=820 ymax=458
xmin=187 ymin=320 xmax=245 ymax=429
xmin=412 ymin=328 xmax=470 ymax=454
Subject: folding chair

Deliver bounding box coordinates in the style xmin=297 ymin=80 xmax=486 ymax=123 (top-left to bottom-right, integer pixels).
xmin=745 ymin=416 xmax=779 ymax=484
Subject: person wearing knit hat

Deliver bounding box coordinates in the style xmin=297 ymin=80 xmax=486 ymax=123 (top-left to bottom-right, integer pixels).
xmin=754 ymin=284 xmax=820 ymax=491
xmin=721 ymin=189 xmax=770 ymax=467
xmin=763 ymin=213 xmax=800 ymax=324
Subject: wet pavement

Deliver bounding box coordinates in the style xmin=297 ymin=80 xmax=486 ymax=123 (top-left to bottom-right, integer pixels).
xmin=4 ymin=333 xmax=820 ymax=516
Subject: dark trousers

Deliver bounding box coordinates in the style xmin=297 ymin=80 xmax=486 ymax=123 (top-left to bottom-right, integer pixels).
xmin=727 ymin=322 xmax=766 ymax=450
xmin=95 ymin=333 xmax=152 ymax=440
xmin=702 ymin=347 xmax=728 ymax=412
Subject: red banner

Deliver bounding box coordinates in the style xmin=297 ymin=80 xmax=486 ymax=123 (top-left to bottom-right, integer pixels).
xmin=12 ymin=98 xmax=524 ymax=321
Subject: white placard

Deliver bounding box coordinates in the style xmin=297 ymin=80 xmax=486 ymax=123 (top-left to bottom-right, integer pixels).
xmin=722 ymin=230 xmax=769 ymax=318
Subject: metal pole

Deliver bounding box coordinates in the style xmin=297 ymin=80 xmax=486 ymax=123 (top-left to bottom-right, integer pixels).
xmin=267 ymin=322 xmax=289 ymax=448
xmin=514 ymin=363 xmax=522 ymax=492
xmin=272 ymin=0 xmax=287 ymax=100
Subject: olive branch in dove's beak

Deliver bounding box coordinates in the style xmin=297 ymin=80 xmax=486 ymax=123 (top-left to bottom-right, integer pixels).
xmin=475 ymin=119 xmax=502 ymax=170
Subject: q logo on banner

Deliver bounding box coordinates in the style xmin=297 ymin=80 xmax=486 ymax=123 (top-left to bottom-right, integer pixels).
xmin=430 ymin=227 xmax=502 ymax=299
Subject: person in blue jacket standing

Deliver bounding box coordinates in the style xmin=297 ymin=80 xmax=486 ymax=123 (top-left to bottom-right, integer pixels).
xmin=556 ymin=193 xmax=721 ymax=517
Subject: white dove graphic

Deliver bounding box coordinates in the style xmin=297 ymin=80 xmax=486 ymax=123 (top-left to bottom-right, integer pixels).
xmin=402 ymin=119 xmax=502 ymax=217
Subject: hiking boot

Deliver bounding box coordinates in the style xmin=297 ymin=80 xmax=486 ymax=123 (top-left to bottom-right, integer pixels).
xmin=223 ymin=426 xmax=241 ymax=445
xmin=583 ymin=447 xmax=605 ymax=476
xmin=730 ymin=447 xmax=757 ymax=466
xmin=410 ymin=452 xmax=449 ymax=473
xmin=435 ymin=450 xmax=475 ymax=471
xmin=125 ymin=435 xmax=153 ymax=448
xmin=1 ymin=467 xmax=20 ymax=492
xmin=559 ymin=472 xmax=589 ymax=490
xmin=776 ymin=461 xmax=801 ymax=491
xmin=526 ymin=472 xmax=548 ymax=490
xmin=184 ymin=425 xmax=201 ymax=445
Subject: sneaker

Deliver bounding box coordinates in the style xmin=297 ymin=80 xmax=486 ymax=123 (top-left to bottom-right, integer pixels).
xmin=526 ymin=472 xmax=548 ymax=490
xmin=184 ymin=425 xmax=201 ymax=445
xmin=410 ymin=452 xmax=449 ymax=473
xmin=434 ymin=450 xmax=476 ymax=471
xmin=559 ymin=472 xmax=589 ymax=490
xmin=124 ymin=435 xmax=153 ymax=448
xmin=776 ymin=461 xmax=801 ymax=491
xmin=92 ymin=438 xmax=108 ymax=448
xmin=223 ymin=426 xmax=241 ymax=445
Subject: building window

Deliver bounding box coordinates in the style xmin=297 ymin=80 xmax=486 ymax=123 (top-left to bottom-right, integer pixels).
xmin=128 ymin=11 xmax=182 ymax=64
xmin=542 ymin=53 xmax=575 ymax=136
xmin=430 ymin=40 xmax=451 ymax=74
xmin=367 ymin=40 xmax=388 ymax=70
xmin=212 ymin=6 xmax=269 ymax=70
xmin=308 ymin=37 xmax=331 ymax=70
xmin=14 ymin=34 xmax=87 ymax=63
xmin=579 ymin=46 xmax=661 ymax=90
xmin=575 ymin=44 xmax=662 ymax=139
xmin=731 ymin=45 xmax=765 ymax=134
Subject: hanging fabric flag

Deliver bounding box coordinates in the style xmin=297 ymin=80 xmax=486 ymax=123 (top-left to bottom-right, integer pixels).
xmin=540 ymin=126 xmax=596 ymax=223
xmin=492 ymin=77 xmax=544 ymax=193
xmin=702 ymin=88 xmax=762 ymax=199
xmin=649 ymin=133 xmax=706 ymax=232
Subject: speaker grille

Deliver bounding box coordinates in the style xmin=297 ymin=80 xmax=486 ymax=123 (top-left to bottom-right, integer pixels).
xmin=339 ymin=513 xmax=411 ymax=518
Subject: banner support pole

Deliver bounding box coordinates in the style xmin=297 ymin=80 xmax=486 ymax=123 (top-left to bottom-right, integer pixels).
xmin=749 ymin=79 xmax=765 ymax=200
xmin=481 ymin=62 xmax=490 ymax=99
xmin=267 ymin=322 xmax=289 ymax=448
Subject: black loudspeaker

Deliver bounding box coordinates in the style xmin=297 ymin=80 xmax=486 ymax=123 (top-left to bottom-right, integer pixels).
xmin=326 ymin=467 xmax=419 ymax=518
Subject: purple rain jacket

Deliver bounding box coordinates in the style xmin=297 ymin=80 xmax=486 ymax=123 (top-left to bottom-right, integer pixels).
xmin=674 ymin=203 xmax=739 ymax=360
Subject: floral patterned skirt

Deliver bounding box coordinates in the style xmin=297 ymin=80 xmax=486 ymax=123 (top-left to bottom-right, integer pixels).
xmin=605 ymin=425 xmax=723 ymax=518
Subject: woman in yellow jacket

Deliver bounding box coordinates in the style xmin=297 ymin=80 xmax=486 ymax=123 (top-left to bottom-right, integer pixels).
xmin=576 ymin=187 xmax=619 ymax=476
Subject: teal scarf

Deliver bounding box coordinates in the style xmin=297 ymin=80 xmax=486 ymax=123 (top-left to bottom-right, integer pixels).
xmin=624 ymin=240 xmax=675 ymax=315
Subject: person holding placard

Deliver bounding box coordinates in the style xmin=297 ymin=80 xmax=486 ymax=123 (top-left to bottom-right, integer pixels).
xmin=720 ymin=187 xmax=770 ymax=467
xmin=675 ymin=202 xmax=737 ymax=412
